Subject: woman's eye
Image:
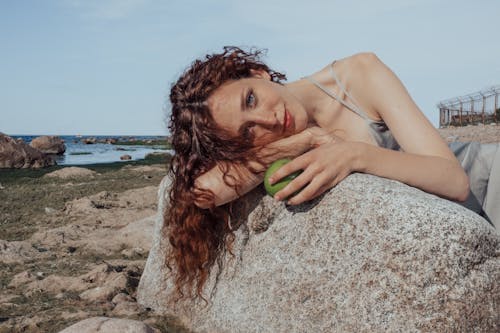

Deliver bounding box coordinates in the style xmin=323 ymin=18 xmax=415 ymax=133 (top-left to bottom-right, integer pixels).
xmin=246 ymin=90 xmax=256 ymax=108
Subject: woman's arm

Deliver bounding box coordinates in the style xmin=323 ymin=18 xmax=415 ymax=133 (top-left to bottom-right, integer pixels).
xmin=358 ymin=143 xmax=469 ymax=201
xmin=194 ymin=128 xmax=318 ymax=208
xmin=356 ymin=52 xmax=469 ymax=200
xmin=270 ymin=53 xmax=469 ymax=204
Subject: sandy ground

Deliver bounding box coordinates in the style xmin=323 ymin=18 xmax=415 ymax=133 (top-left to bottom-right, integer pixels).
xmin=0 ymin=124 xmax=498 ymax=332
xmin=437 ymin=123 xmax=500 ymax=144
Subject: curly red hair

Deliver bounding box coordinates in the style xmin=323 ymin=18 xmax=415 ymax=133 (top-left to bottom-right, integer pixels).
xmin=166 ymin=46 xmax=286 ymax=300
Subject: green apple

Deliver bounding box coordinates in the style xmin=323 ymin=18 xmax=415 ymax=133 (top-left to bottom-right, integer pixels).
xmin=264 ymin=158 xmax=302 ymax=197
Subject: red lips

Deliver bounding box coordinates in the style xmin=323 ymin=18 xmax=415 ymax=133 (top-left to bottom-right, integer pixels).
xmin=284 ymin=110 xmax=292 ymax=131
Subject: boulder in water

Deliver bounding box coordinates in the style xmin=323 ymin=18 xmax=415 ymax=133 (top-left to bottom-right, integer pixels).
xmin=0 ymin=133 xmax=55 ymax=168
xmin=29 ymin=135 xmax=66 ymax=155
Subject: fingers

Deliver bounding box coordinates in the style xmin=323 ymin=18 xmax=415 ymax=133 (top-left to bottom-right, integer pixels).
xmin=287 ymin=177 xmax=333 ymax=205
xmin=280 ymin=172 xmax=348 ymax=205
xmin=274 ymin=167 xmax=317 ymax=201
xmin=268 ymin=155 xmax=308 ymax=184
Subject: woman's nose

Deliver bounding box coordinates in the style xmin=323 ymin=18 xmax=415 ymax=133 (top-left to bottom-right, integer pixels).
xmin=251 ymin=110 xmax=278 ymax=127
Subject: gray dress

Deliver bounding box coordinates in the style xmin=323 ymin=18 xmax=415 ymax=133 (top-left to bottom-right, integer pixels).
xmin=305 ymin=61 xmax=499 ymax=229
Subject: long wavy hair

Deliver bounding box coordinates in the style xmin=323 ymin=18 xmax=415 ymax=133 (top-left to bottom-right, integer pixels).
xmin=165 ymin=46 xmax=287 ymax=301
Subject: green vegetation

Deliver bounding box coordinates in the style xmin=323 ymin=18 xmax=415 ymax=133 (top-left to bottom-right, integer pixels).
xmin=0 ymin=156 xmax=171 ymax=184
xmin=0 ymin=160 xmax=169 ymax=241
xmin=114 ymin=147 xmax=137 ymax=151
xmin=113 ymin=139 xmax=172 ymax=149
xmin=69 ymin=151 xmax=92 ymax=155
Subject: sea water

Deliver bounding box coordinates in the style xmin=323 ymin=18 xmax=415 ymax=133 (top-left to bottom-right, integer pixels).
xmin=10 ymin=135 xmax=172 ymax=165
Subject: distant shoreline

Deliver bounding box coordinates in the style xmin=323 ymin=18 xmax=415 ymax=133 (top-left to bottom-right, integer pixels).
xmin=6 ymin=134 xmax=172 ymax=166
xmin=0 ymin=153 xmax=170 ymax=182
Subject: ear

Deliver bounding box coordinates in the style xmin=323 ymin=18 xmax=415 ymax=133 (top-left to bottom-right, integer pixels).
xmin=250 ymin=68 xmax=271 ymax=80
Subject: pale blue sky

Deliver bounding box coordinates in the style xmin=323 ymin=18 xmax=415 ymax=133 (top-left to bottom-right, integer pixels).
xmin=1 ymin=0 xmax=499 ymax=135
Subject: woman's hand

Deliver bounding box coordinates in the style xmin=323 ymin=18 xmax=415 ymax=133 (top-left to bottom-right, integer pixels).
xmin=268 ymin=129 xmax=365 ymax=205
xmin=193 ymin=126 xmax=323 ymax=208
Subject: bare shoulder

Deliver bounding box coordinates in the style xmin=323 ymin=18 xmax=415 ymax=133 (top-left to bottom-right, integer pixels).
xmin=310 ymin=51 xmax=378 ymax=77
xmin=307 ymin=52 xmax=388 ymax=121
xmin=334 ymin=52 xmax=385 ymax=79
xmin=339 ymin=52 xmax=380 ymax=68
xmin=339 ymin=53 xmax=458 ymax=161
xmin=331 ymin=52 xmax=384 ymax=120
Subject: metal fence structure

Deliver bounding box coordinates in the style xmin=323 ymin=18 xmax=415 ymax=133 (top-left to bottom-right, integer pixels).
xmin=437 ymin=85 xmax=500 ymax=127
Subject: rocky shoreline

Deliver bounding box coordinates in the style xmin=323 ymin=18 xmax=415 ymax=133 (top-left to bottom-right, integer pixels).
xmin=0 ymin=163 xmax=188 ymax=332
xmin=1 ymin=133 xmax=172 ymax=170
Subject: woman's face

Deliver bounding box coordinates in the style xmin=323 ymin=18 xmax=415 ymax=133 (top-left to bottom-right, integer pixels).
xmin=207 ymin=71 xmax=309 ymax=146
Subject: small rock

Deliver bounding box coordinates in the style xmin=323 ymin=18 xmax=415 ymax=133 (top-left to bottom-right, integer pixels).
xmin=45 ymin=207 xmax=56 ymax=214
xmin=111 ymin=301 xmax=142 ymax=316
xmin=36 ymin=272 xmax=44 ymax=280
xmin=82 ymin=137 xmax=96 ymax=144
xmin=79 ymin=286 xmax=117 ymax=302
xmin=44 ymin=167 xmax=97 ymax=179
xmin=111 ymin=292 xmax=133 ymax=304
xmin=120 ymin=154 xmax=132 ymax=160
xmin=0 ymin=183 xmax=4 ymax=189
xmin=57 ymin=317 xmax=159 ymax=333
xmin=121 ymin=247 xmax=145 ymax=258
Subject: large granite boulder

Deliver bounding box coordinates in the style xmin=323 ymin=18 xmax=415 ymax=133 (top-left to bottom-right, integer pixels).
xmin=0 ymin=133 xmax=55 ymax=168
xmin=138 ymin=174 xmax=500 ymax=333
xmin=29 ymin=135 xmax=66 ymax=154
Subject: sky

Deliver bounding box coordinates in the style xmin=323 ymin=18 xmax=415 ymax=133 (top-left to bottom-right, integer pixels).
xmin=1 ymin=0 xmax=499 ymax=136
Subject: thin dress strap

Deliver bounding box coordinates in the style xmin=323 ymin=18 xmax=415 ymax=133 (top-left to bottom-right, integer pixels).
xmin=304 ymin=61 xmax=376 ymax=123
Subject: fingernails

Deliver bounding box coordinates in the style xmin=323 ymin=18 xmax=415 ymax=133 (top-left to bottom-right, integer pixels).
xmin=274 ymin=194 xmax=281 ymax=201
xmin=268 ymin=177 xmax=274 ymax=184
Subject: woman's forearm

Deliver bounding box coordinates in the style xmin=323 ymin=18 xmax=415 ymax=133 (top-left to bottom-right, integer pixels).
xmin=357 ymin=143 xmax=469 ymax=202
xmin=195 ymin=130 xmax=316 ymax=208
xmin=194 ymin=162 xmax=263 ymax=208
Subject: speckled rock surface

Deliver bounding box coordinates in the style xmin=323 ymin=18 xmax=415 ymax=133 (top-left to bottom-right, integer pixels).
xmin=138 ymin=174 xmax=500 ymax=333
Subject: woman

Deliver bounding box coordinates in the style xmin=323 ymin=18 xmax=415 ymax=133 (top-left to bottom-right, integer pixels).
xmin=166 ymin=46 xmax=497 ymax=300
